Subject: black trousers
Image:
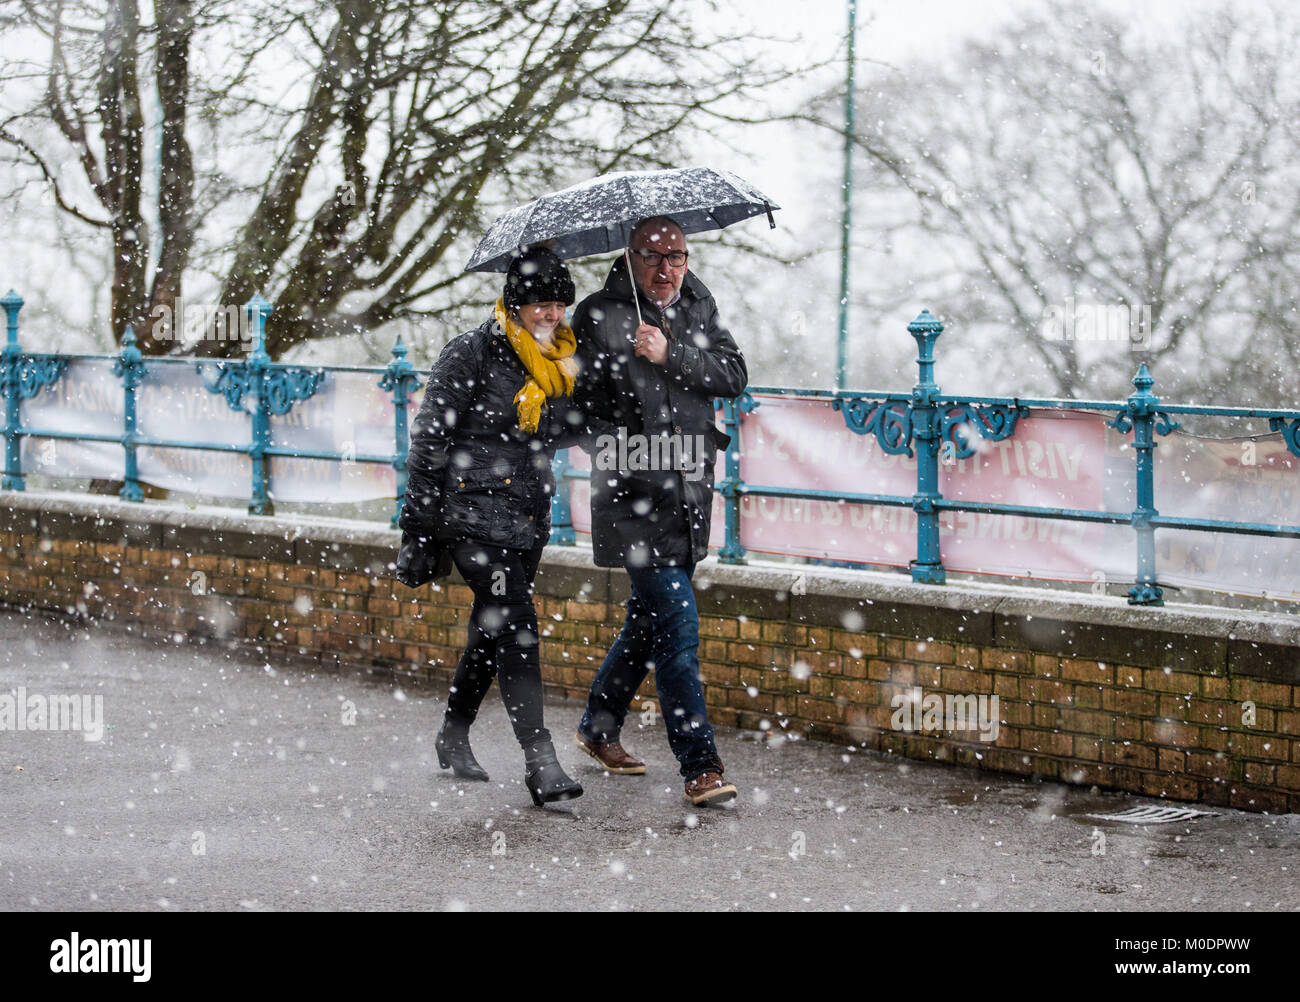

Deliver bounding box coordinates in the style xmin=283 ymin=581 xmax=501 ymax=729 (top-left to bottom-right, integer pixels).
xmin=444 ymin=540 xmax=548 ymax=749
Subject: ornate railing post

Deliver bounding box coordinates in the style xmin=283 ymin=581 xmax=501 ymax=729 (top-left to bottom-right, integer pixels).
xmin=717 ymin=394 xmax=748 ymax=564
xmin=549 ymin=449 xmax=576 ymax=545
xmin=196 ymin=293 xmax=322 ymax=514
xmin=246 ymin=293 xmax=273 ymax=515
xmin=1 ymin=290 xmax=24 ymax=490
xmin=908 ymin=309 xmax=946 ymax=585
xmin=112 ymin=326 xmax=147 ymax=501
xmin=379 ymin=335 xmax=421 ymax=528
xmin=1120 ymin=364 xmax=1164 ymax=606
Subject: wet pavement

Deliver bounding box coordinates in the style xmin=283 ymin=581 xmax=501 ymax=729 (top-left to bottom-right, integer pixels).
xmin=0 ymin=609 xmax=1296 ymax=911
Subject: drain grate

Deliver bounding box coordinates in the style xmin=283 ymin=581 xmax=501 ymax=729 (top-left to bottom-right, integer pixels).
xmin=1085 ymin=806 xmax=1218 ymax=824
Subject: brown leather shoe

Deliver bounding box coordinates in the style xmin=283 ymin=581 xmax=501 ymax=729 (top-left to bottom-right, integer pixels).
xmin=573 ymin=732 xmax=646 ymax=774
xmin=684 ymin=772 xmax=737 ymax=807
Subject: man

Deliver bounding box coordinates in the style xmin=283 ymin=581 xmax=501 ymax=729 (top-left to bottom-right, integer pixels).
xmin=572 ymin=216 xmax=747 ymax=807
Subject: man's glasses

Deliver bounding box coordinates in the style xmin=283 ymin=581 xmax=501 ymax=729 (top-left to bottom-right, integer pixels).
xmin=630 ymin=248 xmax=688 ymax=268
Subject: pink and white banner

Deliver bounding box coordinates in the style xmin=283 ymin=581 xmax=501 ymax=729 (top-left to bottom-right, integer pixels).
xmin=568 ymin=393 xmax=1299 ymax=601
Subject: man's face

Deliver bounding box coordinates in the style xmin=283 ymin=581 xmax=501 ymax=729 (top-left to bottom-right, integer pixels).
xmin=628 ymin=224 xmax=687 ymax=308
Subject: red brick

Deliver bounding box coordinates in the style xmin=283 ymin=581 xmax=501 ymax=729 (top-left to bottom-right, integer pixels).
xmin=1142 ymin=773 xmax=1200 ymax=801
xmin=1141 ymin=719 xmax=1200 ymax=748
xmin=1144 ymin=668 xmax=1202 ymax=695
xmin=1061 ymin=658 xmax=1113 ymax=684
xmin=1229 ymin=787 xmax=1288 ymax=813
xmin=1019 ymin=731 xmax=1073 ymax=756
xmin=1102 ymin=742 xmax=1157 ymax=770
xmin=1187 ymin=752 xmax=1232 ymax=781
xmin=1231 ymin=678 xmax=1292 ymax=707
xmin=1227 ymin=732 xmax=1285 ymax=760
xmin=981 ymin=649 xmax=1030 ymax=673
xmin=1157 ymin=748 xmax=1186 ymax=773
xmin=905 ymin=640 xmax=953 ymax=664
xmin=1103 ymin=689 xmax=1158 ymax=716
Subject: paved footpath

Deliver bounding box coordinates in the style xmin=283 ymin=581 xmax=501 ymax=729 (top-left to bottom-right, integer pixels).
xmin=0 ymin=609 xmax=1295 ymax=911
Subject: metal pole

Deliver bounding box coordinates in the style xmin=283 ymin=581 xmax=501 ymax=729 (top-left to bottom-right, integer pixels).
xmin=115 ymin=326 xmax=145 ymax=501
xmin=909 ymin=310 xmax=945 ymax=585
xmin=549 ymin=450 xmax=576 ymax=545
xmin=382 ymin=335 xmax=419 ymax=529
xmin=1126 ymin=364 xmax=1164 ymax=606
xmin=246 ymin=293 xmax=273 ymax=516
xmin=1 ymin=290 xmax=24 ymax=491
xmin=836 ymin=0 xmax=857 ymax=391
xmin=717 ymin=396 xmax=747 ymax=564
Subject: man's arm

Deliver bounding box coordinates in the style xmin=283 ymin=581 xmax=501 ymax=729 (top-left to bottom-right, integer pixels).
xmin=398 ymin=332 xmax=478 ymax=537
xmin=664 ymin=298 xmax=748 ymax=398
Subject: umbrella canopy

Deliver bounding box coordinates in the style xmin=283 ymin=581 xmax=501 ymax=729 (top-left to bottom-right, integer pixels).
xmin=465 ymin=166 xmax=779 ymax=273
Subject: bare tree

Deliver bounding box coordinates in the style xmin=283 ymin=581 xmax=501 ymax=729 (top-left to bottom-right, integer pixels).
xmin=2 ymin=0 xmax=806 ymax=357
xmin=806 ymin=0 xmax=1300 ymax=402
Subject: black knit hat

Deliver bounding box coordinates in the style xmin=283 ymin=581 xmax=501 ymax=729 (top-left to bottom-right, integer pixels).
xmin=503 ymin=246 xmax=575 ymax=311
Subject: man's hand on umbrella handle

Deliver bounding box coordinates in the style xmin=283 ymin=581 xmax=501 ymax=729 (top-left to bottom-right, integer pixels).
xmin=633 ymin=324 xmax=668 ymax=366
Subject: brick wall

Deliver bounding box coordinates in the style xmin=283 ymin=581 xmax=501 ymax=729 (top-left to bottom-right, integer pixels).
xmin=2 ymin=492 xmax=1297 ymax=813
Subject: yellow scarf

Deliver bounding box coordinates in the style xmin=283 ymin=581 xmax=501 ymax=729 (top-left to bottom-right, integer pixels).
xmin=494 ymin=298 xmax=579 ymax=432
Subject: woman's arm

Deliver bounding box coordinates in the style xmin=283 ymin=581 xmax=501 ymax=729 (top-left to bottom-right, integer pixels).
xmin=398 ymin=331 xmax=480 ymax=537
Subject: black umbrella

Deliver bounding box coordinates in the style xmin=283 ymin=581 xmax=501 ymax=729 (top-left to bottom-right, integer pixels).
xmin=465 ymin=166 xmax=779 ymax=325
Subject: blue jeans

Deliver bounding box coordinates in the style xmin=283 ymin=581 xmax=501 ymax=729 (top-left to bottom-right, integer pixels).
xmin=578 ymin=563 xmax=724 ymax=780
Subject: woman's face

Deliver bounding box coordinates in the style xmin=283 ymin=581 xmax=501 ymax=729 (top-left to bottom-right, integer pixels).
xmin=516 ymin=301 xmax=565 ymax=338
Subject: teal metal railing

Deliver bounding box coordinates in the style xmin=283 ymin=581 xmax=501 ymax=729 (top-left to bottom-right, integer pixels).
xmin=554 ymin=309 xmax=1300 ymax=607
xmin=0 ymin=290 xmax=420 ymax=527
xmin=5 ymin=290 xmax=1299 ymax=605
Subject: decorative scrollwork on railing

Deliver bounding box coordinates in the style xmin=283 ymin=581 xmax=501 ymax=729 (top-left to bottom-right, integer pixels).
xmin=263 ymin=367 xmax=325 ymax=415
xmin=833 ymin=397 xmax=913 ymax=456
xmin=378 ymin=367 xmax=419 ymax=397
xmin=3 ymin=353 xmax=68 ymax=401
xmin=940 ymin=403 xmax=1027 ymax=459
xmin=1269 ymin=417 xmax=1300 ymax=457
xmin=196 ymin=362 xmax=325 ymax=414
xmin=197 ymin=361 xmax=251 ymax=412
xmin=1107 ymin=408 xmax=1181 ymax=437
xmin=712 ymin=390 xmax=760 ymax=415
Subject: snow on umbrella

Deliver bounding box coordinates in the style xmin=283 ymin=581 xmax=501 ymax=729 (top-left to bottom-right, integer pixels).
xmin=464 ymin=166 xmax=780 ymax=273
xmin=466 ymin=166 xmax=779 ymax=327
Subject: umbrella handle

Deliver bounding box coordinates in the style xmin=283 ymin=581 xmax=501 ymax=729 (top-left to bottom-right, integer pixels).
xmin=625 ymin=247 xmax=644 ymax=330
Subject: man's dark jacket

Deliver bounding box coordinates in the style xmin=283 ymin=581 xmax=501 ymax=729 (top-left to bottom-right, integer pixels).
xmin=573 ymin=256 xmax=747 ymax=569
xmin=398 ymin=318 xmax=582 ymax=580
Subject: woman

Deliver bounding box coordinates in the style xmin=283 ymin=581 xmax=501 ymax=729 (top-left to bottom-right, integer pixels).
xmin=397 ymin=246 xmax=584 ymax=806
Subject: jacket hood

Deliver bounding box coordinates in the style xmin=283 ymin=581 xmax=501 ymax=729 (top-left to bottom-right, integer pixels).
xmin=601 ymin=254 xmax=711 ymax=310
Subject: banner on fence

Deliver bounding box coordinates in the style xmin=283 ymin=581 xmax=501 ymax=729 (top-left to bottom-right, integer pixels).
xmin=20 ymin=361 xmax=418 ymax=503
xmin=568 ymin=394 xmax=1297 ymax=600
